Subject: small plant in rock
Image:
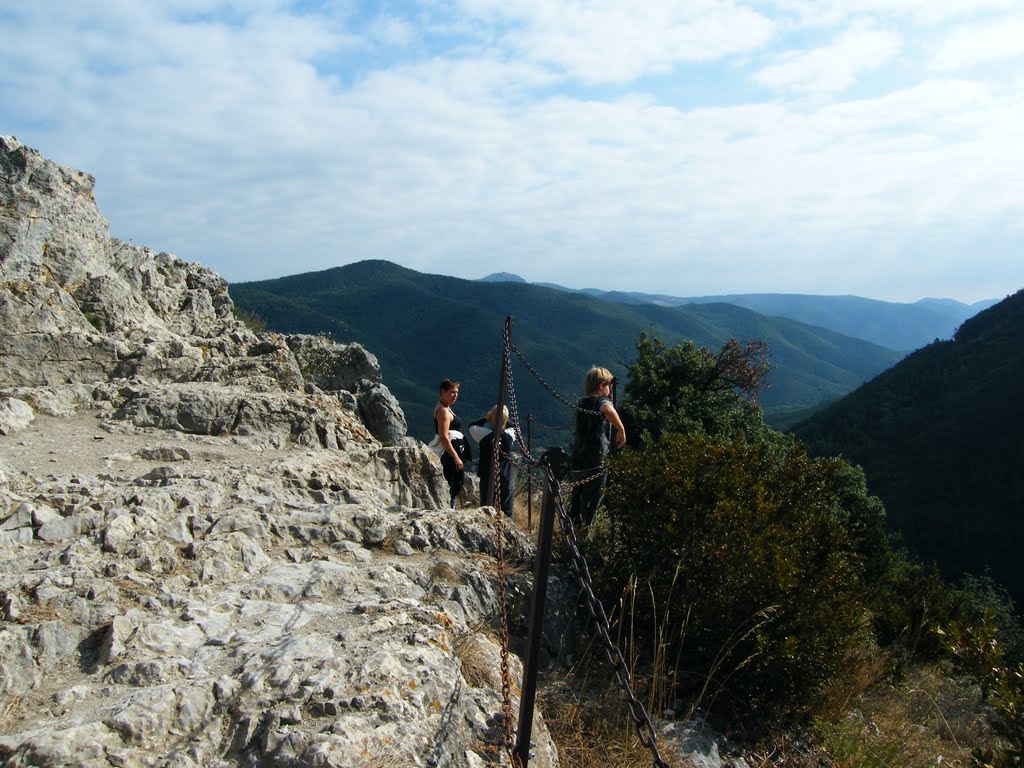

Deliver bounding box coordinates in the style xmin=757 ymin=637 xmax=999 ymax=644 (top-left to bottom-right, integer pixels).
xmin=232 ymin=306 xmax=266 ymax=333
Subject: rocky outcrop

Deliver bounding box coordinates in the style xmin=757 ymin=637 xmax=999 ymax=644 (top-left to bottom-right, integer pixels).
xmin=0 ymin=137 xmax=558 ymax=767
xmin=286 ymin=335 xmax=408 ymax=445
xmin=0 ymin=135 xmax=405 ymax=443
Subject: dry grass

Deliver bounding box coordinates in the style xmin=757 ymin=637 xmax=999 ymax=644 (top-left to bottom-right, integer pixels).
xmin=537 ymin=662 xmax=994 ymax=768
xmin=454 ymin=623 xmax=501 ymax=690
xmin=429 ymin=559 xmax=461 ymax=585
xmin=0 ymin=694 xmax=25 ymax=733
xmin=813 ymin=638 xmax=891 ymax=722
xmin=511 ymin=481 xmax=543 ymax=534
xmin=809 ymin=663 xmax=991 ymax=768
xmin=357 ymin=740 xmax=415 ymax=767
xmin=539 ymin=674 xmax=692 ymax=768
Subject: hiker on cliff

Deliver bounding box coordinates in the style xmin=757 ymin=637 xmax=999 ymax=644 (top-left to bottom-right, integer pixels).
xmin=431 ymin=379 xmax=470 ymax=508
xmin=470 ymin=404 xmax=515 ymax=516
xmin=568 ymin=366 xmax=626 ymax=527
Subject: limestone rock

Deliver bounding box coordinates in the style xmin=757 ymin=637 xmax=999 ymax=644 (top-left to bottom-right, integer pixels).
xmin=0 ymin=397 xmax=33 ymax=435
xmin=287 ymin=335 xmax=408 ymax=443
xmin=0 ymin=137 xmax=559 ymax=768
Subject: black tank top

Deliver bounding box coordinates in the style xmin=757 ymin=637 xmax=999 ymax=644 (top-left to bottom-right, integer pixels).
xmin=434 ymin=408 xmax=462 ymax=435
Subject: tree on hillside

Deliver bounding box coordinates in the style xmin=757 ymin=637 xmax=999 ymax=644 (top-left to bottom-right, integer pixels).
xmin=596 ymin=435 xmax=868 ymax=719
xmin=619 ymin=334 xmax=773 ymax=448
xmin=587 ymin=334 xmax=917 ymax=721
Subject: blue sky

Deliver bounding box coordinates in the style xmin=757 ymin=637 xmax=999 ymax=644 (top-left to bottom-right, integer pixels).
xmin=2 ymin=1 xmax=1022 ymax=303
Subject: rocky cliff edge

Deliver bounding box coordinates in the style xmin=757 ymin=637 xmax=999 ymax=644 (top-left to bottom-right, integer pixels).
xmin=0 ymin=136 xmax=556 ymax=768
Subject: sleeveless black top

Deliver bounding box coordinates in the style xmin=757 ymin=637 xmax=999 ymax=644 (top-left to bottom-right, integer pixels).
xmin=434 ymin=408 xmax=462 ymax=435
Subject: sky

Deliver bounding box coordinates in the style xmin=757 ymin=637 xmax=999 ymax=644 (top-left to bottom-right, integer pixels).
xmin=1 ymin=1 xmax=1023 ymax=304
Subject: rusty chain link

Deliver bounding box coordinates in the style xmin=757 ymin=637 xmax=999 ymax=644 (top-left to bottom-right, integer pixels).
xmin=530 ymin=419 xmax=575 ymax=432
xmin=492 ymin=488 xmax=520 ymax=765
xmin=493 ymin=322 xmax=523 ymax=767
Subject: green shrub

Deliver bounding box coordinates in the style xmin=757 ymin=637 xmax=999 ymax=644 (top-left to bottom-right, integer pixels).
xmin=592 ymin=434 xmax=869 ymax=722
xmin=939 ymin=609 xmax=1024 ymax=766
xmin=619 ymin=334 xmax=773 ymax=448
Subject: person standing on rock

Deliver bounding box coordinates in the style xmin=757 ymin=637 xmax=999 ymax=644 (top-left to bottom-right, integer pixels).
xmin=432 ymin=379 xmax=468 ymax=508
xmin=568 ymin=366 xmax=626 ymax=528
xmin=470 ymin=404 xmax=515 ymax=516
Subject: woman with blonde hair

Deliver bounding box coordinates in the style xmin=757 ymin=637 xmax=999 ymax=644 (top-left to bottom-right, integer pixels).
xmin=470 ymin=404 xmax=516 ymax=516
xmin=569 ymin=366 xmax=626 ymax=527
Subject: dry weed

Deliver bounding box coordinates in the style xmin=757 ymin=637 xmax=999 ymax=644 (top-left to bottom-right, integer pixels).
xmin=455 ymin=623 xmax=501 ymax=690
xmin=429 ymin=559 xmax=461 ymax=585
xmin=812 ymin=662 xmax=989 ymax=768
xmin=539 ymin=674 xmax=691 ymax=768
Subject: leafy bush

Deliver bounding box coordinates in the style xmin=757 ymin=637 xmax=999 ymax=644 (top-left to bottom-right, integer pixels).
xmin=939 ymin=610 xmax=1024 ymax=766
xmin=592 ymin=434 xmax=869 ymax=721
xmin=233 ymin=306 xmax=266 ymax=333
xmin=619 ymin=334 xmax=773 ymax=448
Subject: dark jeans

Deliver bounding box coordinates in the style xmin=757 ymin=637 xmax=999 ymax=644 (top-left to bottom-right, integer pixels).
xmin=480 ymin=467 xmax=514 ymax=516
xmin=568 ymin=469 xmax=606 ymax=527
xmin=441 ymin=452 xmax=464 ymax=508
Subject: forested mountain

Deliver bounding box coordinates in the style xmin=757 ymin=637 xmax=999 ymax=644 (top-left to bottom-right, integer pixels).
xmin=485 ymin=274 xmax=994 ymax=352
xmin=230 ymin=260 xmax=902 ymax=442
xmin=794 ymin=288 xmax=1024 ymax=605
xmin=673 ymin=293 xmax=994 ymax=351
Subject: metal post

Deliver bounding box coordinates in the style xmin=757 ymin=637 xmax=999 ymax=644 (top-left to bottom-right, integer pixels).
xmin=491 ymin=317 xmax=512 ymax=511
xmin=513 ymin=447 xmax=566 ymax=768
xmin=526 ymin=414 xmax=533 ymax=530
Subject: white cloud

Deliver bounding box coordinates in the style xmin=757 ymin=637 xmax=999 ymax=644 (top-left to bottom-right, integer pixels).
xmin=755 ymin=21 xmax=901 ymax=93
xmin=766 ymin=0 xmax=1021 ymax=27
xmin=931 ymin=15 xmax=1024 ymax=71
xmin=457 ymin=0 xmax=777 ymax=83
xmin=1 ymin=1 xmax=1022 ymax=302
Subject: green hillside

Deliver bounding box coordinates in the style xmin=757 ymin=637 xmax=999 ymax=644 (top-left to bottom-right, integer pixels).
xmin=793 ymin=288 xmax=1024 ymax=604
xmin=230 ymin=260 xmax=903 ymax=442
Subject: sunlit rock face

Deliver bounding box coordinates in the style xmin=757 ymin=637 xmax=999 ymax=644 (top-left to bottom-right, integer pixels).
xmin=0 ymin=136 xmax=558 ymax=768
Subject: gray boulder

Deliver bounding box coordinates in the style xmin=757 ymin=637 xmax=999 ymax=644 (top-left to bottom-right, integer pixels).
xmin=287 ymin=335 xmax=408 ymax=443
xmin=0 ymin=397 xmax=33 ymax=435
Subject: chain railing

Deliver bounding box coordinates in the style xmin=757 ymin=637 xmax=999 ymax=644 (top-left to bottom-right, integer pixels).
xmin=539 ymin=459 xmax=673 ymax=768
xmin=485 ymin=316 xmax=671 ymax=768
xmin=509 ymin=342 xmax=605 ymax=416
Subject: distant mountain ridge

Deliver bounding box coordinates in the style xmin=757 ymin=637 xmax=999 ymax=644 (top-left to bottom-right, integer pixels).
xmin=231 ymin=260 xmax=903 ymax=441
xmin=476 ymin=273 xmax=996 ymax=352
xmin=793 ymin=289 xmax=1024 ymax=604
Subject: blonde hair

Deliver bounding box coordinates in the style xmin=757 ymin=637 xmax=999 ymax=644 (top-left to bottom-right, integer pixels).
xmin=486 ymin=404 xmax=509 ymax=431
xmin=584 ymin=366 xmax=614 ymax=395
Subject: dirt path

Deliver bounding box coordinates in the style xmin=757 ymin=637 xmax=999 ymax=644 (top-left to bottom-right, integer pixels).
xmin=0 ymin=409 xmax=293 ymax=482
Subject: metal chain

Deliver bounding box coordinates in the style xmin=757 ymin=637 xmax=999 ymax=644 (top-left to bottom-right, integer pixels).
xmin=509 ymin=343 xmax=604 ymax=416
xmin=498 ymin=320 xmax=666 ymax=767
xmin=530 ymin=419 xmax=574 ymax=432
xmin=494 ymin=325 xmax=523 ymax=767
xmin=540 ymin=461 xmax=673 ymax=768
xmin=558 ymin=465 xmax=610 ymax=493
xmin=503 ymin=326 xmax=539 ymax=466
xmin=500 ymin=447 xmax=603 ymax=498
xmin=493 ymin=486 xmax=520 ymax=765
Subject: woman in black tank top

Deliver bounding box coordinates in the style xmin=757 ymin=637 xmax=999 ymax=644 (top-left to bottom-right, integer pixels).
xmin=433 ymin=379 xmax=464 ymax=508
